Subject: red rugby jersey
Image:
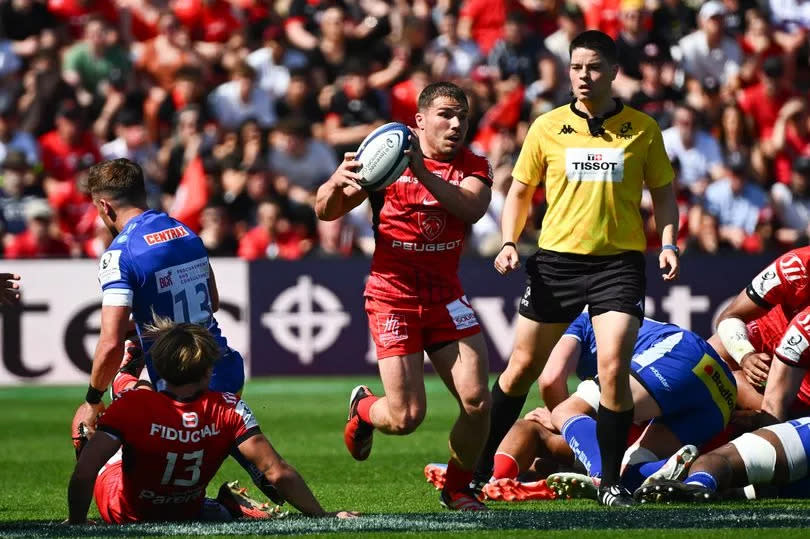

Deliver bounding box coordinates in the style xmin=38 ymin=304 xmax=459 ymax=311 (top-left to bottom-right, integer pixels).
xmin=746 ymin=247 xmax=810 ymax=321
xmin=96 ymin=389 xmax=260 ymax=522
xmin=364 ymin=147 xmax=492 ymax=305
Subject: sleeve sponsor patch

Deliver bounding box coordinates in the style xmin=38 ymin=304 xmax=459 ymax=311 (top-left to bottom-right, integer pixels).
xmin=98 ymin=250 xmax=123 ymax=285
xmin=235 ymin=400 xmax=259 ymax=430
xmin=776 ymin=325 xmax=810 ymax=364
xmin=749 ymin=263 xmax=781 ymax=300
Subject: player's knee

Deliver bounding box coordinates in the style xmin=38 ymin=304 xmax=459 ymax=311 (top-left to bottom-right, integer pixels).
xmin=389 ymin=407 xmax=425 ymax=434
xmin=460 ymin=390 xmax=491 ymax=421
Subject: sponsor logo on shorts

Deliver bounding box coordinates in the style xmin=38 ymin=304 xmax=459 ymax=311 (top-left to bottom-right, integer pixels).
xmin=648 ymin=366 xmax=671 ymax=391
xmin=521 ymin=286 xmax=531 ymax=308
xmin=139 ymin=486 xmax=204 ymax=504
xmin=379 ymin=314 xmax=408 ymax=347
xmin=446 ymin=296 xmax=479 ymax=331
xmin=693 ymin=355 xmax=736 ymax=423
xmin=149 ymin=423 xmax=220 ymax=442
xmin=143 ymin=225 xmax=189 ymax=246
xmin=418 ymin=210 xmax=446 ymax=241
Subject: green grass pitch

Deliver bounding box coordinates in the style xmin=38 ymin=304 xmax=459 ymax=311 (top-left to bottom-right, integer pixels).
xmin=1 ymin=376 xmax=810 ymax=537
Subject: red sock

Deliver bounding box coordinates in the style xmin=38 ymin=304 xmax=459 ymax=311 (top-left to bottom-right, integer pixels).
xmin=444 ymin=459 xmax=473 ymax=493
xmin=356 ymin=395 xmax=379 ymax=424
xmin=112 ymin=372 xmax=139 ymax=398
xmin=493 ymin=452 xmax=519 ymax=479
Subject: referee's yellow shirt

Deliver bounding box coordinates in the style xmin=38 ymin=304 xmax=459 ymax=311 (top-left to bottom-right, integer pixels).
xmin=512 ymin=101 xmax=674 ymax=255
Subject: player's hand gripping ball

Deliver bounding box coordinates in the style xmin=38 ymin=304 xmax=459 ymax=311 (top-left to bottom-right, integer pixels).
xmin=71 ymin=401 xmax=106 ymax=458
xmin=355 ymin=122 xmax=411 ymax=191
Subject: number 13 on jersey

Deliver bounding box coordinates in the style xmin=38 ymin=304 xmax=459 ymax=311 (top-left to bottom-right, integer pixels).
xmin=155 ymin=258 xmax=213 ymax=324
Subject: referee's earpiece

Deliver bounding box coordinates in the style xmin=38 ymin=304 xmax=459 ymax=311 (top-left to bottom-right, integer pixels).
xmin=587 ymin=117 xmax=606 ymax=137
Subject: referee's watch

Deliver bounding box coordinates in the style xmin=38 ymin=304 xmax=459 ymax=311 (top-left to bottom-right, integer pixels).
xmin=661 ymin=244 xmax=680 ymax=257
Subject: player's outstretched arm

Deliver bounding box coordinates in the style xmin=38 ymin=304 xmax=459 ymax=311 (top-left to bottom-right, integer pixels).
xmin=538 ymin=336 xmax=581 ymax=410
xmin=67 ymin=432 xmax=121 ymax=524
xmin=648 ymin=183 xmax=680 ymax=281
xmin=315 ymin=152 xmax=368 ymax=221
xmin=760 ymin=358 xmax=805 ymax=422
xmin=494 ymin=179 xmax=535 ymax=275
xmin=237 ymin=433 xmax=355 ymax=517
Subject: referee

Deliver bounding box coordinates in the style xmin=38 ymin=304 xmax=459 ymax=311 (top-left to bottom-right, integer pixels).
xmin=477 ymin=30 xmax=680 ymax=506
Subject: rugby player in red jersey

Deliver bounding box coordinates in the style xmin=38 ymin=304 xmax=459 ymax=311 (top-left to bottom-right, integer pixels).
xmin=710 ymin=247 xmax=810 ymax=416
xmin=315 ymin=82 xmax=493 ymax=511
xmin=67 ymin=319 xmax=355 ymax=524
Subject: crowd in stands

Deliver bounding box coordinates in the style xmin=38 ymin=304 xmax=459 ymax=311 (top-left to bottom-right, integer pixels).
xmin=2 ymin=0 xmax=810 ymax=260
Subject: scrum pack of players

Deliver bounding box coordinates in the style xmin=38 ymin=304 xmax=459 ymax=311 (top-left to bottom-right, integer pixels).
xmin=424 ymin=245 xmax=810 ymax=505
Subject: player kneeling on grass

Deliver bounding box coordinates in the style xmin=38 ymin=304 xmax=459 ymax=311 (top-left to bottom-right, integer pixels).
xmin=67 ymin=318 xmax=355 ymax=524
xmin=637 ymin=416 xmax=810 ymax=503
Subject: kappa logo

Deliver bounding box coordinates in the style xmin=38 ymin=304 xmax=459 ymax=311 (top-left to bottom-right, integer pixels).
xmin=418 ymin=211 xmax=446 ymax=241
xmin=617 ymin=121 xmax=634 ymax=139
xmin=558 ymin=124 xmax=577 ymax=135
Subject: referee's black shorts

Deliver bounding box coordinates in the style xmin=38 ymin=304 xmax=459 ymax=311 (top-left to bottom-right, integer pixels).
xmin=518 ymin=248 xmax=646 ymax=324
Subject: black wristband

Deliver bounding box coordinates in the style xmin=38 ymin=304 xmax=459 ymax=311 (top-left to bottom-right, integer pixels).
xmin=501 ymin=242 xmax=516 ymax=251
xmin=86 ymin=384 xmax=105 ymax=405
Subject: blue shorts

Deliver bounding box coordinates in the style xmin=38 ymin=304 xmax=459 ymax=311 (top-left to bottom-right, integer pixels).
xmin=146 ymin=347 xmax=245 ymax=395
xmin=631 ymin=330 xmax=737 ymax=447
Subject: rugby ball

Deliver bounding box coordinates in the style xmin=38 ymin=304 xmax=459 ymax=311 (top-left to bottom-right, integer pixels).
xmin=355 ymin=122 xmax=411 ymax=191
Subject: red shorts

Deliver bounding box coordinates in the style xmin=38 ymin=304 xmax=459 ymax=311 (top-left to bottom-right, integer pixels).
xmin=94 ymin=460 xmax=131 ymax=524
xmin=366 ymin=295 xmax=482 ymax=359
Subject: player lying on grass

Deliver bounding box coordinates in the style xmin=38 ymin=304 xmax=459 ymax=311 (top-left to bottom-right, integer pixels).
xmin=67 ymin=318 xmax=355 ymax=524
xmin=636 ymin=416 xmax=810 ymax=503
xmin=426 ymin=314 xmax=738 ymax=501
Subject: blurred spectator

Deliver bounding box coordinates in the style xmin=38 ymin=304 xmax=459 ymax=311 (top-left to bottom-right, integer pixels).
xmin=426 ymin=9 xmax=482 ymax=79
xmin=284 ymin=0 xmax=346 ymax=52
xmin=134 ymin=11 xmax=206 ymax=92
xmin=717 ymin=103 xmax=755 ymax=168
xmin=39 ymin=100 xmax=100 ymax=185
xmin=579 ymin=0 xmax=622 ymax=39
xmin=458 ymin=0 xmax=510 ymax=55
xmin=704 ymin=152 xmax=768 ymax=250
xmin=772 ymin=156 xmax=810 ymax=246
xmin=1 ymin=0 xmax=57 ymax=53
xmin=208 ymin=61 xmax=276 ymax=130
xmin=390 ymin=64 xmax=431 ymax=125
xmin=237 ymin=199 xmax=311 ymax=260
xmin=62 ymin=16 xmax=131 ymax=99
xmin=488 ymin=12 xmax=555 ymax=88
xmin=0 ymin=36 xmax=23 ymax=78
xmin=172 ymin=0 xmax=242 ymax=44
xmin=4 ymin=198 xmax=71 ymax=258
xmin=544 ymin=4 xmax=585 ymax=105
xmin=651 ymin=0 xmax=696 ymax=45
xmin=764 ymin=97 xmax=810 ymax=185
xmin=662 ymin=104 xmax=725 ymax=195
xmin=274 ymin=68 xmax=325 ymax=137
xmin=246 ymin=26 xmax=292 ymax=99
xmin=198 ymin=203 xmax=238 ymax=256
xmin=17 ymin=51 xmax=77 ymax=137
xmin=613 ymin=0 xmax=669 ymax=99
xmin=684 ymin=212 xmax=726 ymax=254
xmin=310 ymin=216 xmax=362 ymax=258
xmin=768 ymin=0 xmax=810 ymax=55
xmin=101 ymin=107 xmax=163 ymax=208
xmin=629 ymin=43 xmax=682 ymax=129
xmin=46 ymin=0 xmax=119 ymax=39
xmin=324 ymin=61 xmax=387 ymax=158
xmin=678 ymin=1 xmax=743 ymax=89
xmin=269 ymin=117 xmax=337 ymax=193
xmin=0 ymin=95 xmax=40 ymax=166
xmin=0 ymin=151 xmax=41 ymax=236
xmin=738 ymin=8 xmax=784 ymax=86
xmin=721 ymin=0 xmax=756 ymax=37
xmin=737 ymin=56 xmax=794 ymax=140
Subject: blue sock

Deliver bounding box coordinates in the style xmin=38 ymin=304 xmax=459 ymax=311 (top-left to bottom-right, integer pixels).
xmin=561 ymin=415 xmax=602 ymax=477
xmin=685 ymin=471 xmax=718 ymax=491
xmin=622 ymin=458 xmax=668 ymax=491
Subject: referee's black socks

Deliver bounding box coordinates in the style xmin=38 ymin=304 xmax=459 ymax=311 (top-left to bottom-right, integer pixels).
xmin=473 ymin=377 xmax=528 ymax=481
xmin=596 ymin=404 xmax=634 ymax=488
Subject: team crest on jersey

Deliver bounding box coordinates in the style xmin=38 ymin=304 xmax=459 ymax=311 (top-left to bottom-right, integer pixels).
xmin=418 ymin=211 xmax=446 ymax=241
xmin=779 ymin=253 xmax=808 ymax=288
xmin=144 ymin=225 xmax=189 ymax=246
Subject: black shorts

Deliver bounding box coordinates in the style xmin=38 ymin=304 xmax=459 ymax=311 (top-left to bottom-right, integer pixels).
xmin=518 ymin=248 xmax=646 ymax=324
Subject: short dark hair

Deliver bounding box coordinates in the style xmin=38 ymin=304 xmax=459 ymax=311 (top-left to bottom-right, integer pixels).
xmin=86 ymin=158 xmax=147 ymax=205
xmin=569 ymin=30 xmax=618 ymax=65
xmin=418 ymin=81 xmax=469 ymax=111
